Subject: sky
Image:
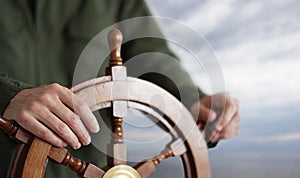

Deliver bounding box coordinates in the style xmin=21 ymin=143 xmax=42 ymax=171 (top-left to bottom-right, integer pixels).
xmin=135 ymin=0 xmax=300 ymax=177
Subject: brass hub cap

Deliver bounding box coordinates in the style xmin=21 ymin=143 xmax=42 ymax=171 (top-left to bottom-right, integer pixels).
xmin=103 ymin=165 xmax=141 ymax=178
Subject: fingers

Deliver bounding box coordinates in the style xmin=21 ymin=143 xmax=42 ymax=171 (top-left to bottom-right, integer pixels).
xmin=215 ymin=95 xmax=239 ymax=131
xmin=190 ymin=101 xmax=217 ymax=125
xmin=194 ymin=92 xmax=240 ymax=143
xmin=199 ymin=105 xmax=217 ymax=123
xmin=3 ymin=83 xmax=100 ymax=150
xmin=210 ymin=111 xmax=240 ymax=142
xmin=16 ymin=111 xmax=67 ymax=148
xmin=210 ymin=95 xmax=239 ymax=142
xmin=58 ymin=85 xmax=100 ymax=133
xmin=40 ymin=105 xmax=83 ymax=149
xmin=50 ymin=97 xmax=91 ymax=145
xmin=36 ymin=84 xmax=94 ymax=148
xmin=48 ymin=84 xmax=99 ymax=148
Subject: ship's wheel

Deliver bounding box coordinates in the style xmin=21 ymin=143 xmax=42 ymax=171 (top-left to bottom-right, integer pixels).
xmin=0 ymin=29 xmax=211 ymax=178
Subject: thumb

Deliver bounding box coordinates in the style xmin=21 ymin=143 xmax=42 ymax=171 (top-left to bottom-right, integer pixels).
xmin=191 ymin=102 xmax=217 ymax=124
xmin=198 ymin=105 xmax=217 ymax=123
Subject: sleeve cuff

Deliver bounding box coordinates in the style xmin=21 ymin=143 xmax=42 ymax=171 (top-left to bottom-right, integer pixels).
xmin=0 ymin=76 xmax=32 ymax=115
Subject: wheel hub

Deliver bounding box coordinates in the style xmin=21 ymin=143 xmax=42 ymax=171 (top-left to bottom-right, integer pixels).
xmin=103 ymin=165 xmax=141 ymax=178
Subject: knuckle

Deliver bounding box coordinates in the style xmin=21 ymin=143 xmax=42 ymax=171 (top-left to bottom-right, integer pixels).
xmin=54 ymin=140 xmax=64 ymax=147
xmin=48 ymin=83 xmax=61 ymax=90
xmin=226 ymin=99 xmax=233 ymax=106
xmin=227 ymin=100 xmax=237 ymax=111
xmin=76 ymin=104 xmax=86 ymax=114
xmin=39 ymin=93 xmax=53 ymax=103
xmin=38 ymin=129 xmax=50 ymax=139
xmin=67 ymin=114 xmax=79 ymax=127
xmin=27 ymin=101 xmax=40 ymax=113
xmin=17 ymin=111 xmax=29 ymax=123
xmin=76 ymin=98 xmax=85 ymax=108
xmin=57 ymin=123 xmax=69 ymax=135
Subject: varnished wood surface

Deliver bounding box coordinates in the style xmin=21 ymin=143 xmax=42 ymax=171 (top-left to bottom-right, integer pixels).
xmin=108 ymin=29 xmax=123 ymax=66
xmin=21 ymin=137 xmax=51 ymax=178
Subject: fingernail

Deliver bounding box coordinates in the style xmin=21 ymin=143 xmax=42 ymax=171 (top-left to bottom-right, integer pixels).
xmin=210 ymin=133 xmax=218 ymax=142
xmin=209 ymin=135 xmax=215 ymax=142
xmin=62 ymin=142 xmax=68 ymax=147
xmin=74 ymin=142 xmax=81 ymax=149
xmin=209 ymin=112 xmax=217 ymax=121
xmin=211 ymin=136 xmax=218 ymax=143
xmin=84 ymin=135 xmax=91 ymax=145
xmin=92 ymin=124 xmax=100 ymax=133
xmin=215 ymin=124 xmax=222 ymax=132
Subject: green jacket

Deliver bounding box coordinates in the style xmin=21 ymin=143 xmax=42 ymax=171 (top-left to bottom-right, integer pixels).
xmin=0 ymin=0 xmax=205 ymax=177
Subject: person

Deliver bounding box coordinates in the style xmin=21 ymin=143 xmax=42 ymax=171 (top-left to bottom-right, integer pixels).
xmin=0 ymin=0 xmax=239 ymax=177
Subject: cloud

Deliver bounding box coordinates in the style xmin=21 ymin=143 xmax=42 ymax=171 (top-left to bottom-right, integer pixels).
xmin=184 ymin=0 xmax=236 ymax=35
xmin=145 ymin=0 xmax=203 ymax=20
xmin=147 ymin=0 xmax=300 ymax=123
xmin=242 ymin=133 xmax=300 ymax=143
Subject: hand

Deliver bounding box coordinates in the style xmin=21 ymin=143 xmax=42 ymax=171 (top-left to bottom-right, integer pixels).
xmin=3 ymin=83 xmax=99 ymax=149
xmin=190 ymin=92 xmax=240 ymax=143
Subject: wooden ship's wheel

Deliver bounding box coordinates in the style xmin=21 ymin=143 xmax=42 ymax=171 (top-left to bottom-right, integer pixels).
xmin=0 ymin=29 xmax=211 ymax=178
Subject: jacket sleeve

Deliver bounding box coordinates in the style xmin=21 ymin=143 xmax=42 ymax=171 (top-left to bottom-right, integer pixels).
xmin=0 ymin=75 xmax=32 ymax=149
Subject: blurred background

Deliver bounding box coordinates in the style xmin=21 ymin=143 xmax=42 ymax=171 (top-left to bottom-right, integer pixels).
xmin=136 ymin=0 xmax=300 ymax=177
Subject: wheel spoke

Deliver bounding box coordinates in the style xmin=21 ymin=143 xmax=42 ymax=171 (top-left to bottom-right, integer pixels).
xmin=106 ymin=29 xmax=128 ymax=167
xmin=107 ymin=142 xmax=127 ymax=166
xmin=135 ymin=138 xmax=186 ymax=178
xmin=48 ymin=146 xmax=105 ymax=177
